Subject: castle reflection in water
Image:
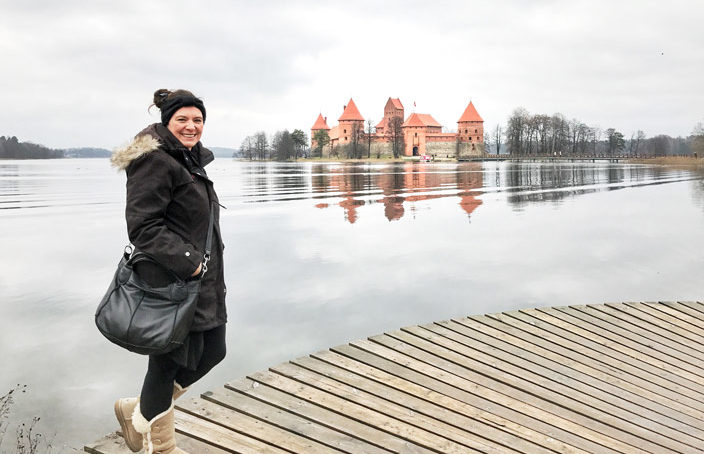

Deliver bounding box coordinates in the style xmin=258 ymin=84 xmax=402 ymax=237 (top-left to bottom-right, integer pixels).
xmin=310 ymin=163 xmax=483 ymax=223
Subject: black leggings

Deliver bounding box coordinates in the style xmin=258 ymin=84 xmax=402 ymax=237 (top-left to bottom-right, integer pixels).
xmin=140 ymin=325 xmax=226 ymax=420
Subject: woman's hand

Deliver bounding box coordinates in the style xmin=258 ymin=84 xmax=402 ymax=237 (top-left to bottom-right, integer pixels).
xmin=191 ymin=263 xmax=202 ymax=277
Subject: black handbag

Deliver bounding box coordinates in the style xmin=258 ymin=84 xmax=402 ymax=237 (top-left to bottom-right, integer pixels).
xmin=95 ymin=204 xmax=214 ymax=355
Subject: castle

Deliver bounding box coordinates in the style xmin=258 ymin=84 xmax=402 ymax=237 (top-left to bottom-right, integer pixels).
xmin=311 ymin=97 xmax=484 ymax=158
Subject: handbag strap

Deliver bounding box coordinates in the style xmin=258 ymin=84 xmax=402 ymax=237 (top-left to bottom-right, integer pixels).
xmin=202 ymin=202 xmax=215 ymax=275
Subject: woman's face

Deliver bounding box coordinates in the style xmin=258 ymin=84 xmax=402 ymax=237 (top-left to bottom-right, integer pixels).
xmin=167 ymin=106 xmax=204 ymax=150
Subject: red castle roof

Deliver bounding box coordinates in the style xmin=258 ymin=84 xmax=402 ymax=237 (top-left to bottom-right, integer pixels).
xmin=458 ymin=101 xmax=483 ymax=122
xmin=403 ymin=113 xmax=442 ymax=128
xmin=338 ymin=98 xmax=365 ymax=121
xmin=311 ymin=113 xmax=330 ymax=130
xmin=389 ymin=98 xmax=403 ymax=110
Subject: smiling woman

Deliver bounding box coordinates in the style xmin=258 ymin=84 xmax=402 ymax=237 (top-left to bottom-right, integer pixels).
xmin=167 ymin=107 xmax=203 ymax=149
xmin=107 ymin=89 xmax=227 ymax=454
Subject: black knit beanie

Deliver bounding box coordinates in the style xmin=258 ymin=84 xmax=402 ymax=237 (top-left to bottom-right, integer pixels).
xmin=160 ymin=94 xmax=207 ymax=126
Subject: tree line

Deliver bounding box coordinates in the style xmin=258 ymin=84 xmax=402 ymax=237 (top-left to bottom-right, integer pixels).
xmin=485 ymin=108 xmax=704 ymax=157
xmin=252 ymin=118 xmax=404 ymax=160
xmin=240 ymin=129 xmax=309 ymax=161
xmin=0 ymin=136 xmax=63 ymax=159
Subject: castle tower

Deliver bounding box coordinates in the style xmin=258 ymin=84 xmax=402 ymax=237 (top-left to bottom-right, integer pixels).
xmin=375 ymin=98 xmax=404 ymax=135
xmin=310 ymin=113 xmax=330 ymax=150
xmin=457 ymin=101 xmax=484 ymax=150
xmin=337 ymin=98 xmax=365 ymax=145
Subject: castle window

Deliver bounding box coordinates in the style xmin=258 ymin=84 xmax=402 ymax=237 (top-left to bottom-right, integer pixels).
xmin=344 ymin=137 xmax=347 ymax=140
xmin=465 ymin=129 xmax=468 ymax=133
xmin=475 ymin=129 xmax=478 ymax=133
xmin=415 ymin=132 xmax=418 ymax=137
xmin=344 ymin=129 xmax=346 ymax=134
xmin=469 ymin=136 xmax=472 ymax=141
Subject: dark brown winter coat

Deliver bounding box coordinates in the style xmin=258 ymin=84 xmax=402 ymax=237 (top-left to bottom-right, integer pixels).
xmin=111 ymin=123 xmax=226 ymax=331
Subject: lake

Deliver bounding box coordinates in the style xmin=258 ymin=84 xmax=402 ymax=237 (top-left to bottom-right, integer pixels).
xmin=1 ymin=158 xmax=703 ymax=451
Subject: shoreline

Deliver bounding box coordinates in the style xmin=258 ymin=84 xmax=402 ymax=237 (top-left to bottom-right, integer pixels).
xmin=628 ymin=156 xmax=704 ymax=168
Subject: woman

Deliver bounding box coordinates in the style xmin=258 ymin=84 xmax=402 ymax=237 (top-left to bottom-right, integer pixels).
xmin=109 ymin=89 xmax=227 ymax=454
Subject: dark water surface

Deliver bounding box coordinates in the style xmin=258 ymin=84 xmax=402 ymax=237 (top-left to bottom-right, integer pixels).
xmin=1 ymin=159 xmax=703 ymax=450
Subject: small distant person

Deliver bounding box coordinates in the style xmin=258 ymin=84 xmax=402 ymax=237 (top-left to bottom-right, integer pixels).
xmin=109 ymin=89 xmax=227 ymax=453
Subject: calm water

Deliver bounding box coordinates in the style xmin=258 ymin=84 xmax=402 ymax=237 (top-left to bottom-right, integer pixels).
xmin=1 ymin=158 xmax=703 ymax=450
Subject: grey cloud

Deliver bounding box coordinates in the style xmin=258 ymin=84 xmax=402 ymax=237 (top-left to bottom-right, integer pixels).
xmin=1 ymin=0 xmax=703 ymax=148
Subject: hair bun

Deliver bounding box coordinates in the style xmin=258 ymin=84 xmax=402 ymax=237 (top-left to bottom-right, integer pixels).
xmin=153 ymin=89 xmax=171 ymax=109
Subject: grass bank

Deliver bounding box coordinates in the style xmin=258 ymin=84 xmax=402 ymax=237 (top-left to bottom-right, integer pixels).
xmin=629 ymin=156 xmax=704 ymax=168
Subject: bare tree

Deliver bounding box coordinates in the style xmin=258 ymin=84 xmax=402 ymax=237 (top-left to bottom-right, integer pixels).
xmin=649 ymin=135 xmax=671 ymax=156
xmin=347 ymin=122 xmax=364 ymax=159
xmin=388 ymin=116 xmax=405 ymax=158
xmin=366 ymin=119 xmax=374 ymax=159
xmin=627 ymin=131 xmax=647 ymax=156
xmin=505 ymin=107 xmax=528 ymax=155
xmin=492 ymin=124 xmax=502 ymax=155
xmin=253 ymin=131 xmax=268 ymax=160
xmin=240 ymin=136 xmax=254 ymax=160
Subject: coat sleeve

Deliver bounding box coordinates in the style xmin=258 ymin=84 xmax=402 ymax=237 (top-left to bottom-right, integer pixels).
xmin=125 ymin=152 xmax=203 ymax=279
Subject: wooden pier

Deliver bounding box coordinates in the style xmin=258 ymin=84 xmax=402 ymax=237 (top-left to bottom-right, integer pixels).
xmin=85 ymin=301 xmax=704 ymax=453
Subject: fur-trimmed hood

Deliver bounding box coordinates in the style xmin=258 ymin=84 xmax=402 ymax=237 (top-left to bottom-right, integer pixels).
xmin=110 ymin=134 xmax=160 ymax=170
xmin=110 ymin=123 xmax=213 ymax=171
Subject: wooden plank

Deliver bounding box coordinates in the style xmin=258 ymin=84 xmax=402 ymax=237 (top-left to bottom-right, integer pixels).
xmin=541 ymin=306 xmax=704 ymax=382
xmin=177 ymin=396 xmax=340 ymax=454
xmin=174 ymin=409 xmax=293 ymax=454
xmin=663 ymin=301 xmax=704 ymax=323
xmin=201 ymin=386 xmax=390 ymax=454
xmin=427 ymin=320 xmax=704 ymax=433
xmin=446 ymin=317 xmax=704 ymax=427
xmin=648 ymin=302 xmax=704 ymax=337
xmin=270 ymin=360 xmax=513 ymax=454
xmin=226 ymin=376 xmax=429 ymax=454
xmin=487 ymin=311 xmax=704 ymax=410
xmin=337 ymin=341 xmax=633 ymax=454
xmin=304 ymin=351 xmax=593 ymax=454
xmin=671 ymin=301 xmax=704 ymax=318
xmin=611 ymin=303 xmax=704 ymax=349
xmin=384 ymin=328 xmax=702 ymax=453
xmin=569 ymin=304 xmax=704 ymax=368
xmin=596 ymin=303 xmax=704 ymax=358
xmin=523 ymin=308 xmax=704 ymax=393
xmin=244 ymin=369 xmax=482 ymax=454
xmin=84 ymin=432 xmax=133 ymax=454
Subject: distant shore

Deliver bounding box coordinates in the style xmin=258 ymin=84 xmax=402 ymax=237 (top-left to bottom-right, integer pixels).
xmin=628 ymin=156 xmax=704 ymax=168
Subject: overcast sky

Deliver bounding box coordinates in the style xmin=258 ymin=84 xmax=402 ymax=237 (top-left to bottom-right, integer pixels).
xmin=1 ymin=0 xmax=703 ymax=149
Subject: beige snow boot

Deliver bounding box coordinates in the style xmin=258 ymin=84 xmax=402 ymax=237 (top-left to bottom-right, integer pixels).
xmin=172 ymin=382 xmax=189 ymax=400
xmin=115 ymin=383 xmax=189 ymax=452
xmin=114 ymin=397 xmax=142 ymax=452
xmin=132 ymin=402 xmax=188 ymax=454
